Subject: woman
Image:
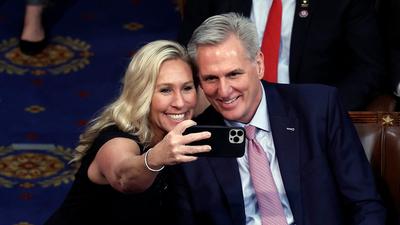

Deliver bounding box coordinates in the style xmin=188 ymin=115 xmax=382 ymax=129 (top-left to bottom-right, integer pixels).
xmin=44 ymin=40 xmax=211 ymax=225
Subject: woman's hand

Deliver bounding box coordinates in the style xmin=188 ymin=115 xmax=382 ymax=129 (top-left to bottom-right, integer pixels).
xmin=146 ymin=120 xmax=211 ymax=169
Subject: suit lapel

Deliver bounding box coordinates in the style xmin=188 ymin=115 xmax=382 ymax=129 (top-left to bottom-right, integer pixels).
xmin=289 ymin=0 xmax=315 ymax=81
xmin=263 ymin=82 xmax=304 ymax=225
xmin=195 ymin=108 xmax=246 ymax=225
xmin=208 ymin=158 xmax=246 ymax=225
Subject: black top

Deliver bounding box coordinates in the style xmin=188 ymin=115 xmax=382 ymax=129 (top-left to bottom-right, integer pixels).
xmin=44 ymin=125 xmax=168 ymax=225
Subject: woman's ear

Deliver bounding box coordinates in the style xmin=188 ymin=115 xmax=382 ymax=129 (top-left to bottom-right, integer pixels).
xmin=256 ymin=51 xmax=264 ymax=79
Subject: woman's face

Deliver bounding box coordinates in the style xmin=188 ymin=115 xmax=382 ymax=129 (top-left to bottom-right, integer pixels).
xmin=150 ymin=58 xmax=197 ymax=137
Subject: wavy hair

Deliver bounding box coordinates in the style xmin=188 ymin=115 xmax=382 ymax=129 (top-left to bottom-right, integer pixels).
xmin=72 ymin=40 xmax=193 ymax=162
xmin=187 ymin=12 xmax=259 ymax=62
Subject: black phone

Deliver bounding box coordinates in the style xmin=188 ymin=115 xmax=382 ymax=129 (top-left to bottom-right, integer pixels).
xmin=183 ymin=125 xmax=246 ymax=157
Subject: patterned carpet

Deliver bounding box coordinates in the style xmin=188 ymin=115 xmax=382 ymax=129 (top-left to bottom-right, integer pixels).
xmin=0 ymin=0 xmax=182 ymax=224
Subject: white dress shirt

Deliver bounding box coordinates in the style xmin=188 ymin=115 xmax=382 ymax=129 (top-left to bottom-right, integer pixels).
xmin=251 ymin=0 xmax=296 ymax=84
xmin=225 ymin=83 xmax=294 ymax=225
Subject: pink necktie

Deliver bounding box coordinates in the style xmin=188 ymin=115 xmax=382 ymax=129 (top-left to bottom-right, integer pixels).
xmin=261 ymin=0 xmax=282 ymax=82
xmin=245 ymin=125 xmax=287 ymax=225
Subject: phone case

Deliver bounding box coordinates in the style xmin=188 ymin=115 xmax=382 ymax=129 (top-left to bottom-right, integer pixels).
xmin=183 ymin=125 xmax=246 ymax=157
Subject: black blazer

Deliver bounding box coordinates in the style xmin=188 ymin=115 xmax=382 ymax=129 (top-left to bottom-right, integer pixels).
xmin=178 ymin=0 xmax=385 ymax=110
xmin=377 ymin=0 xmax=400 ymax=96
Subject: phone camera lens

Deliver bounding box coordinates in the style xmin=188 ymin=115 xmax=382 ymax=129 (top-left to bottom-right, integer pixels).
xmin=233 ymin=136 xmax=240 ymax=143
xmin=230 ymin=130 xmax=237 ymax=136
xmin=237 ymin=130 xmax=244 ymax=136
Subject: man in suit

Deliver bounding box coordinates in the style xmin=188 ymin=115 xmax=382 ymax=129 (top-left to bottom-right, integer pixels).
xmin=178 ymin=0 xmax=385 ymax=111
xmin=166 ymin=13 xmax=386 ymax=225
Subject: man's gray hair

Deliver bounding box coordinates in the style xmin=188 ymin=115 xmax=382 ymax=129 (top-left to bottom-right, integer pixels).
xmin=187 ymin=12 xmax=260 ymax=61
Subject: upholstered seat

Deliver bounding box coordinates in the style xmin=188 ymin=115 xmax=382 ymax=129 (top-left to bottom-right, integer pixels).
xmin=349 ymin=111 xmax=400 ymax=225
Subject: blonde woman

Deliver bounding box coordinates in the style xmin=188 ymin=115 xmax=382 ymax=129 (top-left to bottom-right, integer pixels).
xmin=44 ymin=40 xmax=211 ymax=225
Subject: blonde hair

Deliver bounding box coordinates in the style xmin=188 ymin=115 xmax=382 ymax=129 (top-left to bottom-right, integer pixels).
xmin=72 ymin=40 xmax=192 ymax=162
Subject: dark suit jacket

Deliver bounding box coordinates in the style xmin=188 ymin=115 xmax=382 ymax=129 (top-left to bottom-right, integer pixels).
xmin=177 ymin=0 xmax=385 ymax=111
xmin=377 ymin=0 xmax=400 ymax=111
xmin=166 ymin=81 xmax=386 ymax=225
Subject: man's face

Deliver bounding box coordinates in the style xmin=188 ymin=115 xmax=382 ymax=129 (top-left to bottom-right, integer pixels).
xmin=196 ymin=35 xmax=264 ymax=123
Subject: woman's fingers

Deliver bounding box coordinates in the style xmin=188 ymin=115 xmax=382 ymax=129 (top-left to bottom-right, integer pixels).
xmin=166 ymin=119 xmax=211 ymax=145
xmin=174 ymin=154 xmax=198 ymax=163
xmin=181 ymin=130 xmax=211 ymax=145
xmin=158 ymin=120 xmax=214 ymax=165
xmin=166 ymin=144 xmax=211 ymax=165
xmin=182 ymin=143 xmax=211 ymax=154
xmin=172 ymin=120 xmax=197 ymax=134
xmin=171 ymin=144 xmax=212 ymax=163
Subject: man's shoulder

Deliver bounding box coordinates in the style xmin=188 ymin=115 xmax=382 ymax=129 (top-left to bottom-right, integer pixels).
xmin=263 ymin=82 xmax=341 ymax=113
xmin=266 ymin=82 xmax=336 ymax=93
xmin=266 ymin=82 xmax=338 ymax=100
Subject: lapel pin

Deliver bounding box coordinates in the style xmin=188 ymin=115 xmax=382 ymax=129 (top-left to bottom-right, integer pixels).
xmin=299 ymin=0 xmax=309 ymax=18
xmin=301 ymin=0 xmax=309 ymax=8
xmin=299 ymin=10 xmax=309 ymax=18
xmin=286 ymin=127 xmax=295 ymax=131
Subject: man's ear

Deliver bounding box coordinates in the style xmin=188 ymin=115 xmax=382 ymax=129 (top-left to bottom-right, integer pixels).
xmin=256 ymin=51 xmax=264 ymax=80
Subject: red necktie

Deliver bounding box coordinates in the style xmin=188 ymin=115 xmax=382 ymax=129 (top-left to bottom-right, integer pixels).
xmin=245 ymin=125 xmax=288 ymax=225
xmin=261 ymin=0 xmax=282 ymax=82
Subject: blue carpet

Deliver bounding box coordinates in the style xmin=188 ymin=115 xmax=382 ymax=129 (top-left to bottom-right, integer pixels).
xmin=0 ymin=1 xmax=182 ymax=224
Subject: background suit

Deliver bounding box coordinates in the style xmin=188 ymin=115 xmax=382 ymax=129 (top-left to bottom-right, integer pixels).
xmin=178 ymin=0 xmax=385 ymax=111
xmin=166 ymin=81 xmax=386 ymax=225
xmin=376 ymin=0 xmax=400 ymax=110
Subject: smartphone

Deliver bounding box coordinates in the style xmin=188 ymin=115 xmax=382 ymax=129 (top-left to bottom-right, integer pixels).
xmin=183 ymin=125 xmax=246 ymax=157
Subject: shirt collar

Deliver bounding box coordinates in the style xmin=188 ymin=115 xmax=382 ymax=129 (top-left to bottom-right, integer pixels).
xmin=225 ymin=82 xmax=270 ymax=132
